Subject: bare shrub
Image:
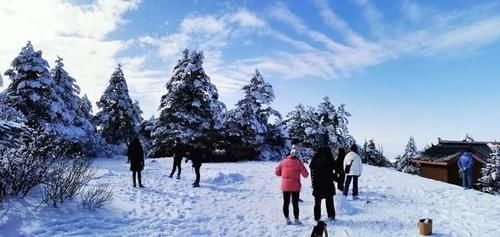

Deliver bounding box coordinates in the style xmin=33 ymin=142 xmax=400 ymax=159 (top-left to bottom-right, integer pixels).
xmin=42 ymin=157 xmax=95 ymax=207
xmin=0 ymin=131 xmax=57 ymax=197
xmin=81 ymin=184 xmax=114 ymax=209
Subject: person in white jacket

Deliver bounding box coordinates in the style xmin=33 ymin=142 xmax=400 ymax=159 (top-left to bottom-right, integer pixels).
xmin=343 ymin=144 xmax=363 ymax=199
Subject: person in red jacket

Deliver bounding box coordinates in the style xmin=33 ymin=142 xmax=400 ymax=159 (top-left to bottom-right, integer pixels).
xmin=275 ymin=149 xmax=309 ymax=225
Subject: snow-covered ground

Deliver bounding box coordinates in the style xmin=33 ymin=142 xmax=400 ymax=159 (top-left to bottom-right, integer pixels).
xmin=1 ymin=157 xmax=499 ymax=237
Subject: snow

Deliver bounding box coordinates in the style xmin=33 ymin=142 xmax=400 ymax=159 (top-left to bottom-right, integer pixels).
xmin=1 ymin=158 xmax=499 ymax=236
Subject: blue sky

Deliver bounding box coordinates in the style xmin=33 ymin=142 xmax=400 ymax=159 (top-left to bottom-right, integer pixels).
xmin=1 ymin=0 xmax=500 ymax=157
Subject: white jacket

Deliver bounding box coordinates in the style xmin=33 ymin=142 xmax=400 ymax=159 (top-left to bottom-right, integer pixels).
xmin=344 ymin=151 xmax=362 ymax=176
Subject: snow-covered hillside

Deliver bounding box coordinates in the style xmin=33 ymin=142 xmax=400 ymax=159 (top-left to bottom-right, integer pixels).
xmin=1 ymin=158 xmax=499 ymax=237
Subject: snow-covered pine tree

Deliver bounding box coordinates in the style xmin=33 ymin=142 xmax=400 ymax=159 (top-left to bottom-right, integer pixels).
xmin=0 ymin=93 xmax=30 ymax=147
xmin=225 ymin=69 xmax=285 ymax=160
xmin=362 ymin=139 xmax=392 ymax=167
xmin=150 ymin=50 xmax=225 ymax=157
xmin=139 ymin=116 xmax=157 ymax=155
xmin=3 ymin=42 xmax=65 ymax=130
xmin=477 ymin=145 xmax=500 ymax=194
xmin=336 ymin=103 xmax=352 ymax=147
xmin=260 ymin=120 xmax=288 ymax=161
xmin=95 ymin=64 xmax=143 ymax=146
xmin=395 ymin=137 xmax=420 ymax=174
xmin=51 ymin=57 xmax=98 ymax=154
xmin=79 ymin=94 xmax=94 ymax=122
xmin=284 ymin=104 xmax=309 ymax=143
xmin=303 ymin=97 xmax=352 ymax=150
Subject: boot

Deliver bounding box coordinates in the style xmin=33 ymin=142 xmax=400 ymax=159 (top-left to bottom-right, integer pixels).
xmin=138 ymin=172 xmax=144 ymax=188
xmin=133 ymin=172 xmax=137 ymax=188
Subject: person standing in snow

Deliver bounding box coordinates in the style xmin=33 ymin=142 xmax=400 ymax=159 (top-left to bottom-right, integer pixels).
xmin=458 ymin=148 xmax=474 ymax=190
xmin=310 ymin=146 xmax=336 ymax=222
xmin=290 ymin=138 xmax=307 ymax=203
xmin=335 ymin=148 xmax=347 ymax=191
xmin=128 ymin=137 xmax=145 ymax=188
xmin=343 ymin=144 xmax=362 ymax=199
xmin=188 ymin=139 xmax=204 ymax=188
xmin=275 ymin=149 xmax=309 ymax=225
xmin=169 ymin=138 xmax=186 ymax=179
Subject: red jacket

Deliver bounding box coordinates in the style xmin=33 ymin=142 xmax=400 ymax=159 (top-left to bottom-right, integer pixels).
xmin=275 ymin=155 xmax=309 ymax=192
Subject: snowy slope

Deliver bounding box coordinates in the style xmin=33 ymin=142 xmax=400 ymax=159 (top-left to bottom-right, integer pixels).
xmin=1 ymin=158 xmax=499 ymax=237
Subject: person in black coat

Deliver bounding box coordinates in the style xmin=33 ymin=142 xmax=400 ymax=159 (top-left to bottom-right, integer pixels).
xmin=335 ymin=148 xmax=347 ymax=191
xmin=169 ymin=138 xmax=185 ymax=179
xmin=188 ymin=139 xmax=204 ymax=188
xmin=309 ymin=146 xmax=336 ymax=221
xmin=128 ymin=137 xmax=145 ymax=188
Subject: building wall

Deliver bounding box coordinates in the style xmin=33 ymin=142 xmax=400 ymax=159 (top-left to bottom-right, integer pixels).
xmin=448 ymin=162 xmax=461 ymax=186
xmin=420 ymin=164 xmax=448 ymax=182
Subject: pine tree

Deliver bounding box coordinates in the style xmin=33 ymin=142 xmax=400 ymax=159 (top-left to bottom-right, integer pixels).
xmin=51 ymin=57 xmax=98 ymax=153
xmin=0 ymin=93 xmax=30 ymax=147
xmin=139 ymin=116 xmax=157 ymax=154
xmin=3 ymin=42 xmax=65 ymax=129
xmin=478 ymin=145 xmax=500 ymax=194
xmin=79 ymin=94 xmax=94 ymax=122
xmin=301 ymin=97 xmax=352 ymax=150
xmin=95 ymin=65 xmax=143 ymax=146
xmin=362 ymin=139 xmax=392 ymax=167
xmin=225 ymin=69 xmax=285 ymax=160
xmin=150 ymin=50 xmax=225 ymax=157
xmin=395 ymin=137 xmax=420 ymax=174
xmin=284 ymin=104 xmax=308 ymax=142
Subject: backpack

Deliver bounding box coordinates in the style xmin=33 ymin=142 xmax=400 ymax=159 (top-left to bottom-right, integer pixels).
xmin=310 ymin=221 xmax=328 ymax=237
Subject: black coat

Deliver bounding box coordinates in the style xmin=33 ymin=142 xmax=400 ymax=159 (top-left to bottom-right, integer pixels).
xmin=172 ymin=143 xmax=185 ymax=159
xmin=128 ymin=139 xmax=144 ymax=172
xmin=190 ymin=146 xmax=204 ymax=168
xmin=309 ymin=155 xmax=336 ymax=198
xmin=335 ymin=151 xmax=346 ymax=176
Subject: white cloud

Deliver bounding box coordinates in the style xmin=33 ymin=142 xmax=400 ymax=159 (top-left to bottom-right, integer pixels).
xmin=136 ymin=10 xmax=268 ymax=102
xmin=261 ymin=1 xmax=500 ymax=86
xmin=269 ymin=2 xmax=347 ymax=52
xmin=180 ymin=15 xmax=227 ymax=34
xmin=423 ymin=16 xmax=500 ymax=54
xmin=119 ymin=56 xmax=168 ymax=116
xmin=352 ymin=0 xmax=385 ymax=37
xmin=0 ymin=0 xmax=140 ymax=113
xmin=313 ymin=0 xmax=366 ymax=45
xmin=230 ymin=9 xmax=266 ymax=28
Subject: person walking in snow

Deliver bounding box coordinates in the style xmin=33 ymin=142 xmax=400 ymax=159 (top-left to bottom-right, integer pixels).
xmin=310 ymin=146 xmax=336 ymax=222
xmin=275 ymin=149 xmax=309 ymax=225
xmin=343 ymin=144 xmax=362 ymax=199
xmin=458 ymin=148 xmax=474 ymax=190
xmin=335 ymin=148 xmax=347 ymax=191
xmin=128 ymin=137 xmax=145 ymax=188
xmin=169 ymin=138 xmax=186 ymax=179
xmin=188 ymin=139 xmax=204 ymax=188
